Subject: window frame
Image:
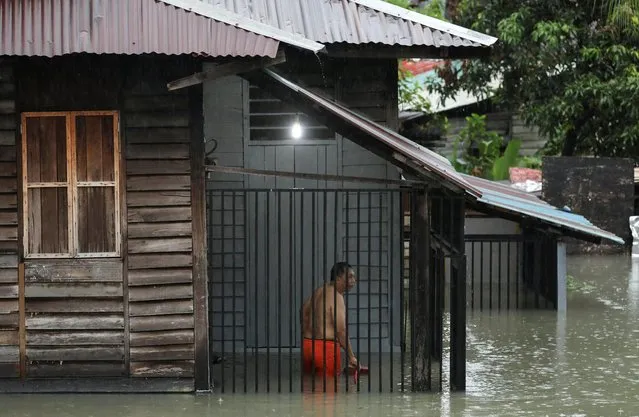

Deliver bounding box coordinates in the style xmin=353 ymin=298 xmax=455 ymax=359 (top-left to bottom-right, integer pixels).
xmin=21 ymin=111 xmax=121 ymax=259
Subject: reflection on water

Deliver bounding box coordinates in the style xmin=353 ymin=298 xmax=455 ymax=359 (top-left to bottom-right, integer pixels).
xmin=2 ymin=254 xmax=639 ymax=416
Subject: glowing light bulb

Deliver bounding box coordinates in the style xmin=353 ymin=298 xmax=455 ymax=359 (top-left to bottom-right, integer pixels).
xmin=291 ymin=120 xmax=302 ymax=139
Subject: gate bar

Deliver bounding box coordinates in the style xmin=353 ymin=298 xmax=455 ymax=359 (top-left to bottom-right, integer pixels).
xmin=206 ymin=165 xmax=425 ymax=186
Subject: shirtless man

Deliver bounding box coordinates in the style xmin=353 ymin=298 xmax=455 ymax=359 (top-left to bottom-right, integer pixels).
xmin=300 ymin=262 xmax=362 ymax=376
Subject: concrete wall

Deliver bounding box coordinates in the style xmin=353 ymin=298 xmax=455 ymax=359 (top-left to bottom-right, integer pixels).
xmin=542 ymin=156 xmax=633 ymax=254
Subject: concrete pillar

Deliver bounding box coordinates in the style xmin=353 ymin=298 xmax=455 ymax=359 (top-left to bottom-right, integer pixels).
xmin=556 ymin=242 xmax=567 ymax=313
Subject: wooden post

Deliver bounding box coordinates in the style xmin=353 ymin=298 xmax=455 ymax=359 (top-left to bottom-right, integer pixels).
xmin=412 ymin=188 xmax=430 ymax=391
xmin=449 ymin=197 xmax=466 ymax=391
xmin=189 ymin=76 xmax=210 ymax=392
xmin=119 ymin=112 xmax=130 ymax=375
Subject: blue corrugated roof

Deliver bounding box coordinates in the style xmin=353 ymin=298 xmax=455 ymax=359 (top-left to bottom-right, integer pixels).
xmin=463 ymin=174 xmax=624 ymax=244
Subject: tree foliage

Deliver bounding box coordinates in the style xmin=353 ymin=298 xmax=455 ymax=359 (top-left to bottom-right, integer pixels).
xmin=394 ymin=0 xmax=450 ymax=134
xmin=429 ymin=0 xmax=639 ymax=159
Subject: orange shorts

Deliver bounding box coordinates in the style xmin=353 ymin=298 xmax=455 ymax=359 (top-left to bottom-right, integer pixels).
xmin=302 ymin=338 xmax=342 ymax=376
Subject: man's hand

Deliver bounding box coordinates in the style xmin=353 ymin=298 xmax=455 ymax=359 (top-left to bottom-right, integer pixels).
xmin=348 ymin=356 xmax=360 ymax=370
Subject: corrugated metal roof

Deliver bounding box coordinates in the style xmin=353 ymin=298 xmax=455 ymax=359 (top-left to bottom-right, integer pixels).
xmin=248 ymin=69 xmax=622 ymax=245
xmin=463 ymin=174 xmax=624 ymax=244
xmin=200 ymin=0 xmax=497 ymax=47
xmin=0 ymin=0 xmax=323 ymax=58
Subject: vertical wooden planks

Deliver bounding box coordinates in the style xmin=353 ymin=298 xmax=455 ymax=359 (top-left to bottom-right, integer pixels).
xmin=124 ymin=58 xmax=196 ymax=380
xmin=22 ymin=115 xmax=71 ymax=256
xmin=75 ymin=114 xmax=119 ymax=254
xmin=0 ymin=60 xmax=19 ymax=378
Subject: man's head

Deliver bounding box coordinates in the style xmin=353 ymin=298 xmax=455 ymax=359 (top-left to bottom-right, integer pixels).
xmin=331 ymin=262 xmax=356 ymax=292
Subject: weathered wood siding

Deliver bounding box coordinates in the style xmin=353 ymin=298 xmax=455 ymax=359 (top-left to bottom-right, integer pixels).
xmin=4 ymin=56 xmax=200 ymax=383
xmin=13 ymin=57 xmax=126 ymax=378
xmin=123 ymin=59 xmax=195 ymax=378
xmin=422 ymin=112 xmax=546 ymax=157
xmin=24 ymin=260 xmax=126 ymax=377
xmin=339 ymin=59 xmax=396 ymax=182
xmin=430 ymin=112 xmax=511 ymax=156
xmin=511 ymin=116 xmax=547 ymax=156
xmin=0 ymin=59 xmax=18 ymax=377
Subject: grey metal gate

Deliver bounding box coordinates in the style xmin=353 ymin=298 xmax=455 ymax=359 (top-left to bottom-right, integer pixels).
xmin=206 ymin=186 xmax=467 ymax=393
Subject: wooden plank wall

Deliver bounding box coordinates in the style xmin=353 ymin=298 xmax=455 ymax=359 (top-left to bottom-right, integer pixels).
xmin=0 ymin=59 xmax=19 ymax=378
xmin=339 ymin=59 xmax=392 ymax=181
xmin=12 ymin=57 xmax=127 ymax=378
xmin=511 ymin=116 xmax=547 ymax=156
xmin=339 ymin=59 xmax=401 ymax=351
xmin=24 ymin=260 xmax=126 ymax=377
xmin=426 ymin=112 xmax=546 ymax=157
xmin=123 ymin=59 xmax=195 ymax=378
xmin=431 ymin=112 xmax=512 ymax=157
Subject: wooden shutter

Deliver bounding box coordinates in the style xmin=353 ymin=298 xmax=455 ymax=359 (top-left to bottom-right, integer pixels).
xmin=22 ymin=115 xmax=71 ymax=257
xmin=74 ymin=114 xmax=119 ymax=256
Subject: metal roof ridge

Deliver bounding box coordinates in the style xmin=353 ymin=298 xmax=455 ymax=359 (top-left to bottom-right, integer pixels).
xmin=348 ymin=0 xmax=498 ymax=46
xmin=159 ymin=0 xmax=325 ymax=52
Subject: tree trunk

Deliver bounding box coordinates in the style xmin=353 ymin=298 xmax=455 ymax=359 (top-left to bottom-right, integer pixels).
xmin=561 ymin=127 xmax=578 ymax=156
xmin=446 ymin=0 xmax=460 ymax=21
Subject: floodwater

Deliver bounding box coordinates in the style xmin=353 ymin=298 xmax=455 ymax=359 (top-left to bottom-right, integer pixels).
xmin=2 ymin=254 xmax=639 ymax=416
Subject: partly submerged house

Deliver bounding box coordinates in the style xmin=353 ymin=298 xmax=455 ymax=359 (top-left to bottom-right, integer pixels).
xmin=0 ymin=0 xmax=621 ymax=394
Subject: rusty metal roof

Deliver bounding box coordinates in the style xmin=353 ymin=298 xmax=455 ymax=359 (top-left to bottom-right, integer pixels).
xmin=246 ymin=68 xmax=622 ymax=245
xmin=200 ymin=0 xmax=497 ymax=47
xmin=0 ymin=0 xmax=323 ymax=58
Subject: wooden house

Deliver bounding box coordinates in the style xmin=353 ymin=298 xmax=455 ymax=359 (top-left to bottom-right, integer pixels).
xmin=0 ymin=0 xmax=620 ymax=394
xmin=0 ymin=0 xmax=499 ymax=393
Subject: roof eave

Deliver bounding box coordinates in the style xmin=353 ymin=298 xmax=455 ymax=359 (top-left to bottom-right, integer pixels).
xmin=323 ymin=43 xmax=492 ymax=59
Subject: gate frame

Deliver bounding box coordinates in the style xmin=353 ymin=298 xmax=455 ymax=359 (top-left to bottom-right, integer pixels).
xmin=205 ymin=165 xmax=469 ymax=392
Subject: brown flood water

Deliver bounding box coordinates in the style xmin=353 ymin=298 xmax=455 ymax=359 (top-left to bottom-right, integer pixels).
xmin=2 ymin=254 xmax=639 ymax=416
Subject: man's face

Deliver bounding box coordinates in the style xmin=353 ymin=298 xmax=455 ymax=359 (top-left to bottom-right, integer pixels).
xmin=342 ymin=268 xmax=356 ymax=290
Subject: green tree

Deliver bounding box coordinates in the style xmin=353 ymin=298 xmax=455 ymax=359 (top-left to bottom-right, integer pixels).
xmin=385 ymin=0 xmax=446 ymax=19
xmin=392 ymin=0 xmax=450 ymax=135
xmin=428 ymin=0 xmax=639 ymax=158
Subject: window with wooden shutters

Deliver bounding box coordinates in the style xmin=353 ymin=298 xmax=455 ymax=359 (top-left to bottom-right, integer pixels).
xmin=22 ymin=112 xmax=121 ymax=258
